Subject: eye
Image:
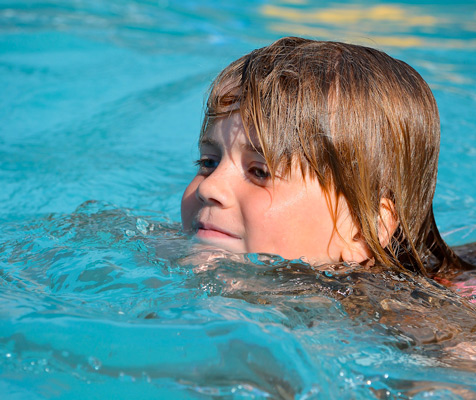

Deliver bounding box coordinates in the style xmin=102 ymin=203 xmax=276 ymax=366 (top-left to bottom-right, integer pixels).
xmin=248 ymin=164 xmax=271 ymax=182
xmin=195 ymin=157 xmax=219 ymax=174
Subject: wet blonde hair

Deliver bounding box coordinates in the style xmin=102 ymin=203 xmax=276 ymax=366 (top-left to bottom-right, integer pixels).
xmin=201 ymin=36 xmax=468 ymax=275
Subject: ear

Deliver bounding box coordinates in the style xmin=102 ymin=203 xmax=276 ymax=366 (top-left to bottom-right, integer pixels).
xmin=341 ymin=230 xmax=372 ymax=263
xmin=378 ymin=198 xmax=398 ymax=248
xmin=340 ymin=198 xmax=398 ymax=263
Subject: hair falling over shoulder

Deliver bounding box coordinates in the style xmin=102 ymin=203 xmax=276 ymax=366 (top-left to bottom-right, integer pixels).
xmin=201 ymin=36 xmax=473 ymax=276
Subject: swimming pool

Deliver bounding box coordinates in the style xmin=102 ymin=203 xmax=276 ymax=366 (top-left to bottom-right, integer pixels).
xmin=1 ymin=0 xmax=476 ymax=398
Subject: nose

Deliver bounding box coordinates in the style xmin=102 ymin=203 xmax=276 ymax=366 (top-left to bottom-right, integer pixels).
xmin=196 ymin=164 xmax=235 ymax=208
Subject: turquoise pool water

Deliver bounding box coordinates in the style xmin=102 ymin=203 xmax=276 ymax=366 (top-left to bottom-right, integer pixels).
xmin=1 ymin=1 xmax=476 ymax=399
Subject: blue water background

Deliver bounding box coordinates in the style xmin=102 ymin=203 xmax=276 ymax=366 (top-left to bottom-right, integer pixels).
xmin=1 ymin=0 xmax=475 ymax=238
xmin=1 ymin=1 xmax=476 ymax=399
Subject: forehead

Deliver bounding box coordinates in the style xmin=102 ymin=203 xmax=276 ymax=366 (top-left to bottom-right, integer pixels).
xmin=200 ymin=113 xmax=263 ymax=155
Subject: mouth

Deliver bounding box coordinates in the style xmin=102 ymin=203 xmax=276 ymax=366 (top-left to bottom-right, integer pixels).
xmin=193 ymin=221 xmax=241 ymax=242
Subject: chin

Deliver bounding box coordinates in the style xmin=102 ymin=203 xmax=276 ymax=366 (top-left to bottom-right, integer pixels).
xmin=193 ymin=237 xmax=244 ymax=254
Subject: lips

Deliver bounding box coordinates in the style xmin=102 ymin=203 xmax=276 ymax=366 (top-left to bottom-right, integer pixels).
xmin=194 ymin=221 xmax=241 ymax=241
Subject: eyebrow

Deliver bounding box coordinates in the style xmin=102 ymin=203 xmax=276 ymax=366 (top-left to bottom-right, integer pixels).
xmin=199 ymin=137 xmax=264 ymax=156
xmin=240 ymin=141 xmax=264 ymax=156
xmin=199 ymin=137 xmax=219 ymax=149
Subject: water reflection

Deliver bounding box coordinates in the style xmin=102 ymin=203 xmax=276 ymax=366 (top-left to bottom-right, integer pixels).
xmin=260 ymin=2 xmax=476 ymax=49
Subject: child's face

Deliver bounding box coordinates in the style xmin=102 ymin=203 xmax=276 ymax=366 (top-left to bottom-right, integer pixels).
xmin=181 ymin=113 xmax=361 ymax=264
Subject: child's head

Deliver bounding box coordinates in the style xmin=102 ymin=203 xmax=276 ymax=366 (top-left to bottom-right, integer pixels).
xmin=182 ymin=37 xmax=442 ymax=271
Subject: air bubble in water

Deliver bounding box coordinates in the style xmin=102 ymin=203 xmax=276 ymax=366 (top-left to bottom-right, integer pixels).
xmin=142 ymin=371 xmax=151 ymax=383
xmin=119 ymin=372 xmax=136 ymax=382
xmin=88 ymin=356 xmax=102 ymax=371
xmin=136 ymin=218 xmax=149 ymax=235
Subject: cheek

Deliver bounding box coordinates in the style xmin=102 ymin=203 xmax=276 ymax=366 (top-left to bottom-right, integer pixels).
xmin=244 ymin=187 xmax=335 ymax=259
xmin=242 ymin=191 xmax=300 ymax=251
xmin=180 ymin=177 xmax=202 ymax=230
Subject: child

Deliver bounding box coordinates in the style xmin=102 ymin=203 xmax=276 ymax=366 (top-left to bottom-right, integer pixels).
xmin=181 ymin=36 xmax=473 ymax=277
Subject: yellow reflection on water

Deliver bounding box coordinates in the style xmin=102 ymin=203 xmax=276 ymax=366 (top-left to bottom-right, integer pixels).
xmin=267 ymin=23 xmax=423 ymax=47
xmin=262 ymin=4 xmax=437 ymax=27
xmin=267 ymin=22 xmax=476 ymax=49
xmin=260 ymin=3 xmax=476 ymax=49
